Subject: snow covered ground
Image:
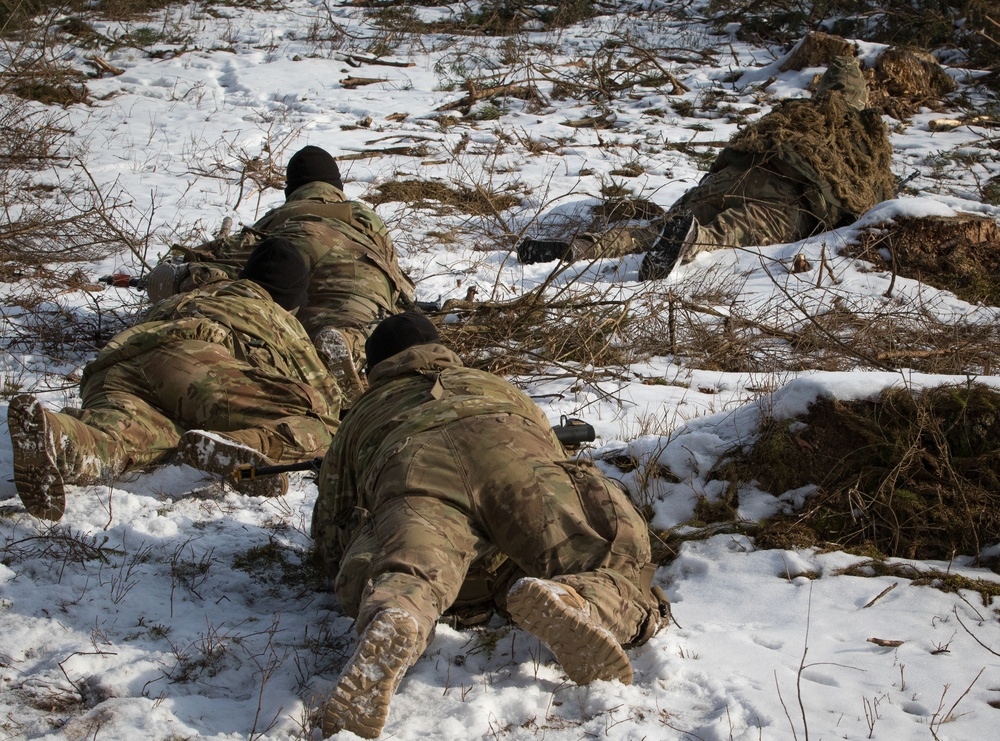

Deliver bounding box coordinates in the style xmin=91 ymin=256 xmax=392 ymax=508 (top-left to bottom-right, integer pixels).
xmin=2 ymin=2 xmax=999 ymax=739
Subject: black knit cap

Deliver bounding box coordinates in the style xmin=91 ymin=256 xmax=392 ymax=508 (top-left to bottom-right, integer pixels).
xmin=239 ymin=236 xmax=310 ymax=312
xmin=365 ymin=312 xmax=441 ymax=373
xmin=285 ymin=145 xmax=344 ymax=197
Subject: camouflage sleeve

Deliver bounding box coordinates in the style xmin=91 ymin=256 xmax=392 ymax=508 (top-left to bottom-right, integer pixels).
xmin=350 ymin=202 xmax=392 ymax=242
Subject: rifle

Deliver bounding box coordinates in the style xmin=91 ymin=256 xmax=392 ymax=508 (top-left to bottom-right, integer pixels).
xmin=895 ymin=169 xmax=919 ymax=196
xmin=231 ymin=416 xmax=596 ymax=483
xmin=99 ymin=273 xmax=147 ymax=289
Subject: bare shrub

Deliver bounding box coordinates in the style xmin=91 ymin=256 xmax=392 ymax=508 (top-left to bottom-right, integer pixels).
xmin=181 ymin=120 xmax=303 ymax=215
xmin=436 ymin=283 xmax=642 ymax=378
xmin=0 ymin=96 xmax=145 ymax=270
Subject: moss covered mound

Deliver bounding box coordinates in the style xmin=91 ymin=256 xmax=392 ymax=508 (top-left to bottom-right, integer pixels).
xmin=714 ymin=383 xmax=1000 ymax=560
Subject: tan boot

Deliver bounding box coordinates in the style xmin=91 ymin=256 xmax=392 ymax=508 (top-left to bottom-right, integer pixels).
xmin=8 ymin=395 xmax=126 ymax=521
xmin=321 ymin=608 xmax=424 ymax=739
xmin=506 ymin=577 xmax=633 ymax=685
xmin=8 ymin=395 xmax=65 ymax=520
xmin=313 ymin=327 xmax=366 ymax=407
xmin=175 ymin=429 xmax=288 ymax=498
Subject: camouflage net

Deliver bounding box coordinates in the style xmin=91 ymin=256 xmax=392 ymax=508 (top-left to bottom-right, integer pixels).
xmin=724 ymin=91 xmax=896 ymax=223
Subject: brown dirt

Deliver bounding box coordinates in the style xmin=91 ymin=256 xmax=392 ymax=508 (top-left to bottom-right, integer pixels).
xmin=847 ymin=214 xmax=1000 ymax=306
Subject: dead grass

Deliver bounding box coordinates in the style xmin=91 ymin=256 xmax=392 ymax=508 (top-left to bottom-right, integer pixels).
xmin=7 ymin=62 xmax=90 ymax=106
xmin=436 ymin=288 xmax=641 ymax=377
xmin=368 ymin=178 xmax=522 ymax=217
xmin=716 ymin=383 xmax=1000 ymax=560
xmin=364 ymin=0 xmax=598 ymax=36
xmin=834 ymin=559 xmax=1000 ymax=597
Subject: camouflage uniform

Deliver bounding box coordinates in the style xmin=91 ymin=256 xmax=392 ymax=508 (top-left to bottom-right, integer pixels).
xmin=312 ymin=343 xmax=661 ymax=653
xmin=31 ymin=279 xmax=340 ymax=484
xmin=525 ymin=57 xmax=895 ymax=271
xmin=159 ymin=182 xmax=415 ymax=371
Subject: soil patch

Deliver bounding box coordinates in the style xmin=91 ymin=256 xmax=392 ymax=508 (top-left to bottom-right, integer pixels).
xmin=846 ymin=214 xmax=1000 ymax=307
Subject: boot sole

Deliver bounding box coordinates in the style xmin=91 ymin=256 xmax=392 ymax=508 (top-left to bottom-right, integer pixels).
xmin=314 ymin=327 xmax=366 ymax=406
xmin=322 ymin=608 xmax=421 ymax=739
xmin=8 ymin=395 xmax=66 ymax=521
xmin=176 ymin=431 xmax=287 ymax=498
xmin=507 ymin=577 xmax=633 ymax=685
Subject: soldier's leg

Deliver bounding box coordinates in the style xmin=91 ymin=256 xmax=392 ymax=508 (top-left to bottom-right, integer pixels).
xmin=493 ymin=466 xmax=661 ymax=646
xmin=690 ymin=166 xmax=814 ymax=254
xmin=174 ymin=429 xmax=289 ymax=499
xmin=77 ymin=363 xmax=186 ymax=468
xmin=300 ymin=259 xmax=392 ymax=368
xmin=324 ymin=494 xmax=482 ymax=739
xmin=137 ymin=342 xmax=334 ymax=461
xmin=411 ymin=416 xmax=662 ymax=682
xmin=8 ymin=366 xmax=180 ymax=519
xmin=518 ymin=223 xmax=651 ymax=265
xmin=690 ymin=196 xmax=813 ymax=254
xmin=352 ymin=495 xmax=483 ymax=637
xmin=445 ymin=417 xmax=659 ymax=645
xmin=312 ymin=325 xmax=366 ymax=405
xmin=8 ymin=395 xmax=131 ymax=520
xmin=496 ymin=468 xmax=661 ymax=684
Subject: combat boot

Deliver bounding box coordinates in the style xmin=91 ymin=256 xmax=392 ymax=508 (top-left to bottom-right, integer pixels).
xmin=506 ymin=576 xmax=633 ymax=685
xmin=321 ymin=608 xmax=424 ymax=739
xmin=175 ymin=429 xmax=288 ymax=498
xmin=313 ymin=326 xmax=366 ymax=406
xmin=516 ymin=238 xmax=573 ymax=264
xmin=8 ymin=395 xmax=127 ymax=521
xmin=638 ymin=210 xmax=696 ymax=280
xmin=9 ymin=395 xmax=65 ymax=520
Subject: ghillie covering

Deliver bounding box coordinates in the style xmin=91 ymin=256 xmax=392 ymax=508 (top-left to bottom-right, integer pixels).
xmin=718 ymin=91 xmax=897 ymax=225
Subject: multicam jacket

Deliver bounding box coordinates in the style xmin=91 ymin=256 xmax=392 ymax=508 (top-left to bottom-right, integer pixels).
xmin=312 ymin=343 xmax=562 ymax=561
xmin=252 ymin=182 xmax=416 ymax=320
xmin=163 ymin=182 xmax=415 ymax=336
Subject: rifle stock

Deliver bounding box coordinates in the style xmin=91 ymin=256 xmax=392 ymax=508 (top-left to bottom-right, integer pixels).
xmin=232 ymin=418 xmax=596 ymax=481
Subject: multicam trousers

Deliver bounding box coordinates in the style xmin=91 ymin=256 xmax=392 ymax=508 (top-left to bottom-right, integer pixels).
xmin=335 ymin=413 xmax=660 ymax=650
xmin=67 ymin=340 xmax=335 ymax=469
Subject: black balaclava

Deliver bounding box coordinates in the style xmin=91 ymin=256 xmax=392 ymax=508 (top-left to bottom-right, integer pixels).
xmin=239 ymin=236 xmax=310 ymax=312
xmin=365 ymin=312 xmax=441 ymax=373
xmin=284 ymin=145 xmax=343 ymax=197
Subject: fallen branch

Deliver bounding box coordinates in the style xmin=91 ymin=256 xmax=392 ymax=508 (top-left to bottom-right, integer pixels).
xmin=435 ymin=82 xmax=543 ymax=112
xmin=340 ymin=76 xmax=385 ymax=88
xmin=867 ymin=637 xmax=903 ymax=647
xmin=85 ymin=55 xmax=124 ymax=77
xmin=335 ymin=52 xmax=414 ymax=68
xmin=862 ymin=582 xmax=898 ymax=608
